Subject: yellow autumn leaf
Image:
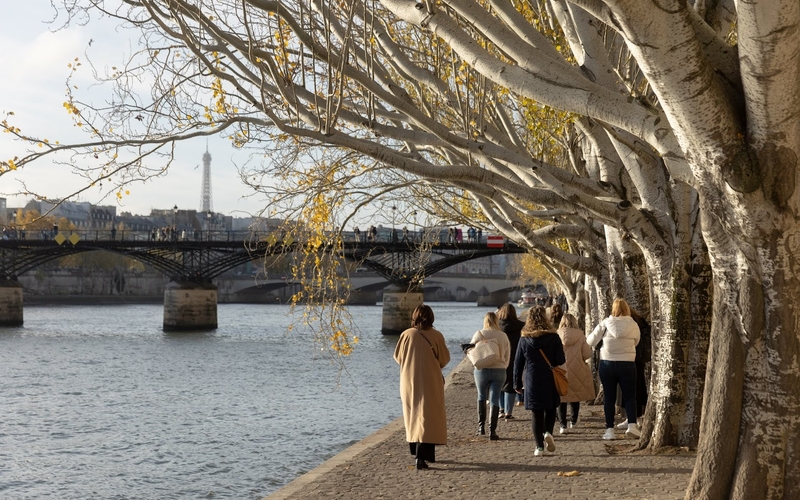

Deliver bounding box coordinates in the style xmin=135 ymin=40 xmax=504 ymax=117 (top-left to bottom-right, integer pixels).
xmin=557 ymin=470 xmax=581 ymax=477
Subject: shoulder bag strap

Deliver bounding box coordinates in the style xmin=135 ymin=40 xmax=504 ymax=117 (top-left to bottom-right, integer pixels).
xmin=418 ymin=329 xmax=433 ymax=348
xmin=538 ymin=348 xmax=554 ymax=368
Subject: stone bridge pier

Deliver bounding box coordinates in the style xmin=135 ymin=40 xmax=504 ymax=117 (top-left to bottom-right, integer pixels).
xmin=477 ymin=288 xmax=510 ymax=307
xmin=163 ymin=280 xmax=218 ymax=331
xmin=0 ymin=279 xmax=23 ymax=326
xmin=381 ymin=284 xmax=423 ymax=335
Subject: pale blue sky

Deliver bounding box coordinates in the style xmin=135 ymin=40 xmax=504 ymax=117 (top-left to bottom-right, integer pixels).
xmin=0 ymin=1 xmax=268 ymax=217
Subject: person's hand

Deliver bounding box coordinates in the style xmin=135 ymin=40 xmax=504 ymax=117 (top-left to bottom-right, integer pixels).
xmin=515 ymin=389 xmax=523 ymax=394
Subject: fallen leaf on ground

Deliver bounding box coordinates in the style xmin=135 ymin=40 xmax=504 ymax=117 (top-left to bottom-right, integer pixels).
xmin=557 ymin=470 xmax=581 ymax=477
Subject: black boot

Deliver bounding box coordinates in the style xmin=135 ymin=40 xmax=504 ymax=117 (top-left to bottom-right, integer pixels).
xmin=489 ymin=405 xmax=500 ymax=440
xmin=476 ymin=401 xmax=486 ymax=436
xmin=415 ymin=457 xmax=429 ymax=469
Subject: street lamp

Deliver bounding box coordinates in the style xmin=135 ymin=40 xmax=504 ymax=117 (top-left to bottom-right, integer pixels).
xmin=411 ymin=211 xmax=417 ymax=242
xmin=391 ymin=205 xmax=397 ymax=243
xmin=206 ymin=211 xmax=212 ymax=241
xmin=172 ymin=205 xmax=178 ymax=241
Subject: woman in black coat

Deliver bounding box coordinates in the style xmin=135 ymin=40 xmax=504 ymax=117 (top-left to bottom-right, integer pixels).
xmin=498 ymin=303 xmax=524 ymax=419
xmin=514 ymin=306 xmax=566 ymax=456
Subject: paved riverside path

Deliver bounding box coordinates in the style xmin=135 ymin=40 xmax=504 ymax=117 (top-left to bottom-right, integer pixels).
xmin=265 ymin=358 xmax=696 ymax=500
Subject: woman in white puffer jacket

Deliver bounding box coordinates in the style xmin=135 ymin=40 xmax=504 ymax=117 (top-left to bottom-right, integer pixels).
xmin=587 ymin=298 xmax=640 ymax=441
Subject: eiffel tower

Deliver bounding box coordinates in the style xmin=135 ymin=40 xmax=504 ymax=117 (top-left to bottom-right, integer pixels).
xmin=200 ymin=143 xmax=213 ymax=213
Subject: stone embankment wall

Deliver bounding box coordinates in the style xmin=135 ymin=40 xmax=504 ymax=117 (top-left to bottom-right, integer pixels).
xmin=17 ymin=272 xmax=523 ymax=305
xmin=18 ymin=272 xmax=166 ymax=298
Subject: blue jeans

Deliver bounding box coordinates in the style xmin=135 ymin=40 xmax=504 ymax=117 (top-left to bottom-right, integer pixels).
xmin=503 ymin=392 xmax=516 ymax=415
xmin=598 ymin=360 xmax=637 ymax=428
xmin=473 ymin=368 xmax=506 ymax=408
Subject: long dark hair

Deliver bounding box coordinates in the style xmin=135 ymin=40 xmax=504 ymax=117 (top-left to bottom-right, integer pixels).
xmin=550 ymin=303 xmax=563 ymax=326
xmin=411 ymin=304 xmax=435 ymax=330
xmin=497 ymin=303 xmax=518 ymax=322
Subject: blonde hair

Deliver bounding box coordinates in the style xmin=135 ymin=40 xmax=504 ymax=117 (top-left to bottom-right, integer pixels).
xmin=559 ymin=313 xmax=579 ymax=329
xmin=611 ymin=298 xmax=631 ymax=317
xmin=483 ymin=311 xmax=500 ymax=330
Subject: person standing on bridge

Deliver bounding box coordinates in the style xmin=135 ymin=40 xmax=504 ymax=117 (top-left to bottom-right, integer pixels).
xmin=394 ymin=304 xmax=451 ymax=470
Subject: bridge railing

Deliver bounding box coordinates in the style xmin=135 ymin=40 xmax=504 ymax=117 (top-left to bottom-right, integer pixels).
xmin=0 ymin=229 xmax=270 ymax=243
xmin=2 ymin=227 xmax=518 ymax=250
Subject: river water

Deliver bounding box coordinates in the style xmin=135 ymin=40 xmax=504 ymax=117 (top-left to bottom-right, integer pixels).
xmin=0 ymin=302 xmax=492 ymax=499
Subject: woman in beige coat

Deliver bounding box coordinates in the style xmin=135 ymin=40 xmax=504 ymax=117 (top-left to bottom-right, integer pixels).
xmin=394 ymin=304 xmax=451 ymax=469
xmin=556 ymin=313 xmax=595 ymax=434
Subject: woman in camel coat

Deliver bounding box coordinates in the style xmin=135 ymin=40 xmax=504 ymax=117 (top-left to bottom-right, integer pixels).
xmin=556 ymin=313 xmax=595 ymax=434
xmin=394 ymin=304 xmax=451 ymax=469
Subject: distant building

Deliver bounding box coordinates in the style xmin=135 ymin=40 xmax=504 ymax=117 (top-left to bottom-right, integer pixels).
xmin=117 ymin=212 xmax=156 ymax=232
xmin=24 ymin=199 xmax=118 ymax=229
xmin=13 ymin=198 xmax=286 ymax=240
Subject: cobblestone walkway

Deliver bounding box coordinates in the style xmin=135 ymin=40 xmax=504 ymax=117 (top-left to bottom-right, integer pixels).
xmin=266 ymin=358 xmax=695 ymax=500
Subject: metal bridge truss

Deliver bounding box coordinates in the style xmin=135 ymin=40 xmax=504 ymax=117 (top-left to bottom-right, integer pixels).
xmin=0 ymin=239 xmax=289 ymax=282
xmin=0 ymin=239 xmax=526 ymax=285
xmin=339 ymin=241 xmax=527 ymax=286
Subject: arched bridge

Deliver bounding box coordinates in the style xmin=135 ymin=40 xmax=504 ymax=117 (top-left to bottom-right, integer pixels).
xmin=344 ymin=241 xmax=526 ymax=285
xmin=0 ymin=230 xmax=527 ymax=284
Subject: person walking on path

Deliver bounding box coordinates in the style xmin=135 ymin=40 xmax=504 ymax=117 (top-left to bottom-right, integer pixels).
xmin=587 ymin=298 xmax=641 ymax=440
xmin=497 ymin=303 xmax=524 ymax=420
xmin=616 ymin=309 xmax=652 ymax=429
xmin=468 ymin=311 xmax=511 ymax=440
xmin=549 ymin=303 xmax=563 ymax=329
xmin=393 ymin=304 xmax=451 ymax=469
xmin=556 ymin=313 xmax=595 ymax=434
xmin=514 ymin=306 xmax=566 ymax=456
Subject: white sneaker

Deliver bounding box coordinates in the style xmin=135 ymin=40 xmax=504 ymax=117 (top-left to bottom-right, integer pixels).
xmin=558 ymin=426 xmax=567 ymax=435
xmin=544 ymin=432 xmax=556 ymax=452
xmin=602 ymin=428 xmax=616 ymax=440
xmin=568 ymin=418 xmax=578 ymax=429
xmin=626 ymin=423 xmax=641 ymax=438
xmin=616 ymin=419 xmax=628 ymax=429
